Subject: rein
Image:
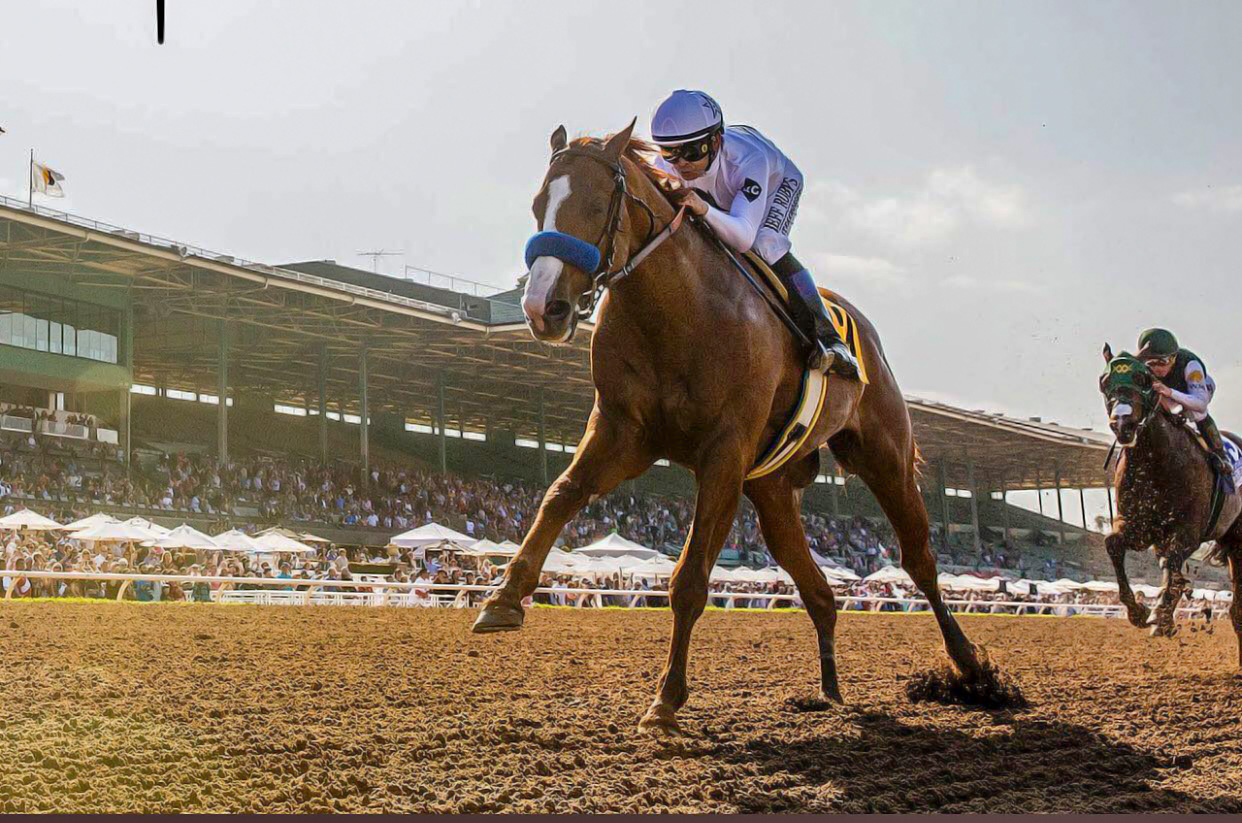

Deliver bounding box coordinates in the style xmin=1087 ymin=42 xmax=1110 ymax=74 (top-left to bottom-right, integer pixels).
xmin=524 ymin=147 xmax=684 ymax=320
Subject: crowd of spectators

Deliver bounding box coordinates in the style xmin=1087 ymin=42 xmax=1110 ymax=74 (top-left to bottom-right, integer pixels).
xmin=0 ymin=427 xmax=1072 ymax=585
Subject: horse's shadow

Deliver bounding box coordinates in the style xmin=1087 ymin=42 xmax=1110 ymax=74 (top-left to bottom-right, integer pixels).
xmin=703 ymin=710 xmax=1230 ymax=813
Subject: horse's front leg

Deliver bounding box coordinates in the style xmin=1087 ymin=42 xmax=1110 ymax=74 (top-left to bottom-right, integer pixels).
xmin=639 ymin=443 xmax=745 ymax=734
xmin=473 ymin=410 xmax=651 ymax=633
xmin=1105 ymin=532 xmax=1150 ymax=628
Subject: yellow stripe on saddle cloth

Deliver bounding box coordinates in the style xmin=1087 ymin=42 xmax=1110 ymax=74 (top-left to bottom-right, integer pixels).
xmin=742 ymin=250 xmax=868 ymax=481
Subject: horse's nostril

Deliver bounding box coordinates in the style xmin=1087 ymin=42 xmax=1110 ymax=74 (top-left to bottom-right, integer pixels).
xmin=545 ymin=300 xmax=571 ymax=321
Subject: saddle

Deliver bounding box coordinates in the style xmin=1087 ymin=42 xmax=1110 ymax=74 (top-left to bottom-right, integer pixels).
xmin=712 ymin=247 xmax=869 ymax=480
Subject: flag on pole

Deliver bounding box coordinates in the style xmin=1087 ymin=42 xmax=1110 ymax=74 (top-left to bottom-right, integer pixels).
xmin=32 ymin=161 xmax=65 ymax=197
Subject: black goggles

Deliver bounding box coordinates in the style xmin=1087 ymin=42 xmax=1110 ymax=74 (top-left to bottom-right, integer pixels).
xmin=660 ymin=138 xmax=712 ymax=164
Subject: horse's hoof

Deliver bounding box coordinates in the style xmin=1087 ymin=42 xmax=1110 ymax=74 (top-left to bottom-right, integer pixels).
xmin=638 ymin=705 xmax=681 ymax=736
xmin=1149 ymin=622 xmax=1177 ymax=639
xmin=821 ymin=685 xmax=845 ymax=705
xmin=471 ymin=604 xmax=524 ymax=634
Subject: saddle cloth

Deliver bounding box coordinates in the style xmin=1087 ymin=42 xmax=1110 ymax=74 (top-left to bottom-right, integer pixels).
xmin=1191 ymin=428 xmax=1242 ymax=489
xmin=740 ymin=250 xmax=869 ymax=481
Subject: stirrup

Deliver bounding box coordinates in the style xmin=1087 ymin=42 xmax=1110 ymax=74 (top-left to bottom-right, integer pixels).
xmin=823 ymin=341 xmax=859 ymax=379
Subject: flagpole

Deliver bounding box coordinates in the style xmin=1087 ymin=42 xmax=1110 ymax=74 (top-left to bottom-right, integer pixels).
xmin=28 ymin=149 xmax=33 ymax=208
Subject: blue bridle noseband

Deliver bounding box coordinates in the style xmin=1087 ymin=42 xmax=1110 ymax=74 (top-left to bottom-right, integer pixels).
xmin=524 ymin=146 xmax=664 ymax=320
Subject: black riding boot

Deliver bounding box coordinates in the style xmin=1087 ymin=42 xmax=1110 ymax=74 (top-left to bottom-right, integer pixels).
xmin=1197 ymin=416 xmax=1235 ymax=491
xmin=772 ymin=253 xmax=859 ymax=379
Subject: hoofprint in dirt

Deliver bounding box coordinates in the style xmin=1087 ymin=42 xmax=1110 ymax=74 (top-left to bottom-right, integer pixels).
xmin=1 ymin=605 xmax=1240 ymax=813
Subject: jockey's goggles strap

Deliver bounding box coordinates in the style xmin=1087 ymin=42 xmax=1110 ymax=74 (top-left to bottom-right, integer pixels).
xmin=524 ymin=231 xmax=602 ymax=274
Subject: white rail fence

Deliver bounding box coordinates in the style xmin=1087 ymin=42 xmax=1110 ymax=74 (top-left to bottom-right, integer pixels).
xmin=0 ymin=570 xmax=1227 ymax=620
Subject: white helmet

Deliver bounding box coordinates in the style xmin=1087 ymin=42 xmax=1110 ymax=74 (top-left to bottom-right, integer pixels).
xmin=650 ymin=90 xmax=724 ymax=145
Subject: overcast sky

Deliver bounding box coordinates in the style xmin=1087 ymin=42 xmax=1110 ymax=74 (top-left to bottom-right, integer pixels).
xmin=4 ymin=0 xmax=1241 ymax=441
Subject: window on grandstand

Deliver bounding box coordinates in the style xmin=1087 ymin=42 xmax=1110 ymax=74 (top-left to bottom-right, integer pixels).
xmin=0 ymin=285 xmax=121 ymax=364
xmin=274 ymin=403 xmax=307 ymax=417
xmin=197 ymin=393 xmax=232 ymax=406
xmin=405 ymin=422 xmax=434 ymax=434
xmin=515 ymin=438 xmax=539 ymax=449
xmin=463 ymin=430 xmax=486 ymax=441
xmin=655 ymin=459 xmax=670 ymax=467
xmin=945 ymin=488 xmax=973 ymax=498
xmin=130 ymin=384 xmax=157 ymax=396
xmin=167 ymin=389 xmax=197 ymax=402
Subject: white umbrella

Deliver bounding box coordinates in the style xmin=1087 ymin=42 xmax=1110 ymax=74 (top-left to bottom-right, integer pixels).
xmin=864 ymin=565 xmax=913 ymax=585
xmin=1083 ymin=579 xmax=1120 ymax=593
xmin=709 ymin=566 xmax=740 ymax=583
xmin=152 ymin=524 xmax=220 ymax=551
xmin=70 ymin=521 xmax=160 ymax=542
xmin=818 ymin=562 xmax=860 ymax=582
xmin=300 ymin=532 xmax=330 ymax=544
xmin=62 ymin=513 xmax=120 ymax=531
xmin=470 ymin=538 xmax=518 ymax=557
xmin=628 ymin=555 xmax=678 ymax=580
xmin=254 ymin=531 xmax=317 ymax=554
xmin=123 ymin=516 xmax=172 ymax=536
xmin=0 ymin=509 xmax=63 ymax=531
xmin=211 ymin=529 xmax=267 ymax=553
xmin=389 ymin=522 xmax=476 ymax=548
xmin=574 ymin=532 xmax=658 ymax=560
xmin=1054 ymin=577 xmax=1087 ymax=590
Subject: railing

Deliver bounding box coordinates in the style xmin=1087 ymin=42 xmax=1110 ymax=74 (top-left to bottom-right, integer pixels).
xmin=0 ymin=570 xmax=1228 ymax=620
xmin=0 ymin=194 xmax=473 ymax=322
xmin=401 ymin=266 xmax=504 ymax=298
xmin=36 ymin=420 xmax=88 ymax=440
xmin=0 ymin=415 xmax=34 ymax=434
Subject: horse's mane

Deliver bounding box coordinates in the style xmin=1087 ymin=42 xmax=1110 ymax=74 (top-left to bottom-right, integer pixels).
xmin=569 ymin=135 xmax=682 ymax=203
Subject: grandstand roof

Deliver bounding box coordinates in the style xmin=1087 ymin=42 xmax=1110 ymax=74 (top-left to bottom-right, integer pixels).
xmin=0 ymin=197 xmax=1110 ymax=491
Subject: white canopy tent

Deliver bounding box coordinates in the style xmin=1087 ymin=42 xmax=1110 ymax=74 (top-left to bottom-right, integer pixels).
xmin=211 ymin=529 xmax=268 ymax=553
xmin=573 ymin=532 xmax=658 ymax=560
xmin=123 ymin=516 xmax=172 ymax=537
xmin=70 ymin=521 xmax=160 ymax=542
xmin=152 ymin=524 xmax=220 ymax=551
xmin=863 ymin=565 xmax=914 ymax=586
xmin=61 ymin=513 xmax=119 ymax=531
xmin=0 ymin=509 xmax=63 ymax=531
xmin=389 ymin=523 xmax=477 ymax=549
xmin=627 ymin=554 xmax=678 ymax=580
xmin=254 ymin=531 xmax=318 ymax=554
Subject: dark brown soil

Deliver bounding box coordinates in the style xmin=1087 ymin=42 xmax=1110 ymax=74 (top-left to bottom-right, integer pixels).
xmin=1 ymin=603 xmax=1240 ymax=812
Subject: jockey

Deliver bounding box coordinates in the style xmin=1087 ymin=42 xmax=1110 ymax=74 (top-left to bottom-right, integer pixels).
xmin=1136 ymin=327 xmax=1233 ymax=485
xmin=649 ymin=89 xmax=859 ymax=379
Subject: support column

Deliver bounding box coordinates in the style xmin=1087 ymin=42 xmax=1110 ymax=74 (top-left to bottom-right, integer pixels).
xmin=118 ymin=387 xmax=131 ymax=476
xmin=538 ymin=389 xmax=549 ymax=485
xmin=937 ymin=461 xmax=952 ymax=551
xmin=217 ymin=318 xmax=229 ymax=466
xmin=1035 ymin=470 xmax=1044 ymax=516
xmin=1079 ymin=486 xmax=1089 ymax=530
xmin=358 ymin=343 xmax=369 ymax=488
xmin=436 ymin=374 xmax=447 ymax=475
xmin=1054 ymin=465 xmax=1066 ymax=545
xmin=967 ymin=459 xmax=981 ymax=555
xmin=317 ymin=344 xmax=328 ymax=463
xmin=826 ymin=452 xmax=840 ymax=519
xmin=1001 ymin=476 xmax=1010 ymax=545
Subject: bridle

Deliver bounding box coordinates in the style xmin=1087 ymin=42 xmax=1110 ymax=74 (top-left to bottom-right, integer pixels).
xmin=524 ymin=147 xmax=686 ymax=321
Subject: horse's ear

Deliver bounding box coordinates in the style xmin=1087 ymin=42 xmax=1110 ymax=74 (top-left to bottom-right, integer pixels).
xmin=1102 ymin=343 xmax=1113 ymax=363
xmin=550 ymin=125 xmax=567 ymax=156
xmin=602 ymin=117 xmax=637 ymax=162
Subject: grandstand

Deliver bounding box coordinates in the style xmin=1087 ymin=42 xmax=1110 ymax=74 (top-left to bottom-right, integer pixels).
xmin=0 ymin=195 xmax=1122 ymax=576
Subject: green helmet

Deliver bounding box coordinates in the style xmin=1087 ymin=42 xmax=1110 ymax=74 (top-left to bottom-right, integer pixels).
xmin=1136 ymin=328 xmax=1178 ymax=359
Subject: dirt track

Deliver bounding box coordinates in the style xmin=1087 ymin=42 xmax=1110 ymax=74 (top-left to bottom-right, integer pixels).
xmin=1 ymin=603 xmax=1240 ymax=813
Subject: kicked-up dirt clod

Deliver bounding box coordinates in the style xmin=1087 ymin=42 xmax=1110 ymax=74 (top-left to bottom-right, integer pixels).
xmin=0 ymin=603 xmax=1240 ymax=813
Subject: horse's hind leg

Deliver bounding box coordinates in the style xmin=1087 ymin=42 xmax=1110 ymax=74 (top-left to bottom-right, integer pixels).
xmin=1149 ymin=547 xmax=1193 ymax=637
xmin=831 ymin=428 xmax=985 ymax=680
xmin=1227 ymin=549 xmax=1242 ymax=668
xmin=745 ymin=466 xmax=844 ymax=703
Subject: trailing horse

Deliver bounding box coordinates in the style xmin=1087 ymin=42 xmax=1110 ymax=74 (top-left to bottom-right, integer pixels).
xmin=473 ymin=121 xmax=995 ymax=732
xmin=1100 ymin=345 xmax=1242 ymax=659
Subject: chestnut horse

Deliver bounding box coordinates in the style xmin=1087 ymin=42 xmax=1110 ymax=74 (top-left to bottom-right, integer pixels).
xmin=1100 ymin=345 xmax=1242 ymax=657
xmin=474 ymin=121 xmax=986 ymax=732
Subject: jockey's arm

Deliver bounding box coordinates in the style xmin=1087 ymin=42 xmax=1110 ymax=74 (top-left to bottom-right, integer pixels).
xmin=1165 ymin=359 xmax=1211 ymax=415
xmin=702 ymin=154 xmax=771 ymax=254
